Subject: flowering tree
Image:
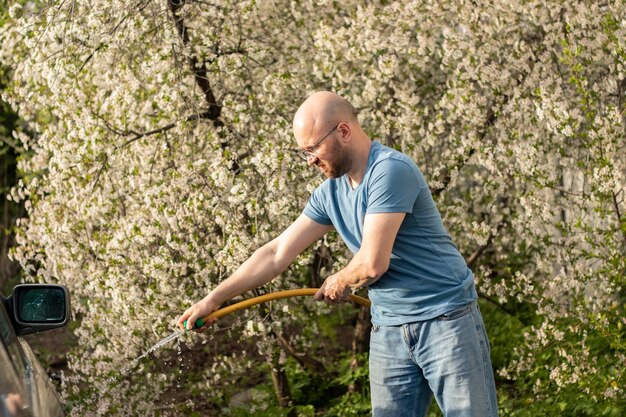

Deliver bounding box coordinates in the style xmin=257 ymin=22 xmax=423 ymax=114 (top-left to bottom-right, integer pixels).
xmin=310 ymin=3 xmax=626 ymax=415
xmin=1 ymin=1 xmax=624 ymax=416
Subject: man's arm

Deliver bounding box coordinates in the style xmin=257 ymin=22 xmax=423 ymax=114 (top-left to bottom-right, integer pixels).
xmin=315 ymin=212 xmax=405 ymax=302
xmin=178 ymin=214 xmax=333 ymax=330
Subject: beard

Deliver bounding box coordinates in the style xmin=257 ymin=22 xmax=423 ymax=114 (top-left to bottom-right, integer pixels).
xmin=318 ymin=139 xmax=352 ymax=179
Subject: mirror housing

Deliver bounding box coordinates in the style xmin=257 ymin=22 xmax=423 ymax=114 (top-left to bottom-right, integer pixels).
xmin=7 ymin=284 xmax=70 ymax=336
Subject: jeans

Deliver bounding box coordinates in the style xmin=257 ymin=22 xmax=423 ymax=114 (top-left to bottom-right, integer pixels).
xmin=369 ymin=302 xmax=498 ymax=417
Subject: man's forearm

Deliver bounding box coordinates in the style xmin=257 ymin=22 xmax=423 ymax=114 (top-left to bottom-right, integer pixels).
xmin=333 ymin=251 xmax=386 ymax=291
xmin=208 ymin=242 xmax=286 ymax=306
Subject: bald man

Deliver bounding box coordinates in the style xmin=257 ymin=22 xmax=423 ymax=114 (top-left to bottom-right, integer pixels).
xmin=178 ymin=91 xmax=498 ymax=417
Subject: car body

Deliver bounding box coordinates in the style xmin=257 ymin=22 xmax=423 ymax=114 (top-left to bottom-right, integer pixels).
xmin=0 ymin=284 xmax=70 ymax=417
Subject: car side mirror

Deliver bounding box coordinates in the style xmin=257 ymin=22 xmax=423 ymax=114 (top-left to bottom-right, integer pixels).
xmin=7 ymin=284 xmax=70 ymax=336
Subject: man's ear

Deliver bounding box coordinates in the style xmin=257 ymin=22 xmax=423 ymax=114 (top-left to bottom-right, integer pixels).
xmin=337 ymin=122 xmax=352 ymax=143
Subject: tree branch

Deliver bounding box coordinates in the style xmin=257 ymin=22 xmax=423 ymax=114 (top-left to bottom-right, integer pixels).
xmin=431 ymin=23 xmax=548 ymax=197
xmin=271 ymin=329 xmax=327 ymax=375
xmin=467 ymin=209 xmax=510 ymax=270
xmin=477 ymin=290 xmax=530 ymax=326
xmin=466 ymin=237 xmax=491 ymax=271
xmin=611 ymin=189 xmax=626 ymax=247
xmin=168 ymin=0 xmax=222 ymax=125
xmin=89 ymin=110 xmax=213 ymax=192
xmin=107 ymin=111 xmax=211 ymax=148
xmin=620 ymin=76 xmax=626 ymax=129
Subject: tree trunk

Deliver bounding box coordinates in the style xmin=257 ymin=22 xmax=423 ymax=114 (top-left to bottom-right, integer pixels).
xmin=0 ymin=153 xmax=22 ymax=289
xmin=349 ymin=302 xmax=371 ymax=393
xmin=267 ymin=344 xmax=296 ymax=416
xmin=351 ymin=304 xmax=371 ymax=355
xmin=309 ymin=245 xmax=331 ymax=288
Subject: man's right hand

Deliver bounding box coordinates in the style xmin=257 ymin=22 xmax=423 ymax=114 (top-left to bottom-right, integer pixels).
xmin=177 ymin=294 xmax=220 ymax=332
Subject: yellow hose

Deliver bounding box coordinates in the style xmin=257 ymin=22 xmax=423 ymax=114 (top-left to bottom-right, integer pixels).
xmin=203 ymin=288 xmax=371 ymax=321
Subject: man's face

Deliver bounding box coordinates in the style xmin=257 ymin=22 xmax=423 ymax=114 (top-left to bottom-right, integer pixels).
xmin=297 ymin=123 xmax=352 ymax=179
xmin=312 ymin=135 xmax=352 ymax=179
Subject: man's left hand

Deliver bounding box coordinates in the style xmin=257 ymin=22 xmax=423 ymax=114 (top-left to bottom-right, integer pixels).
xmin=314 ymin=274 xmax=350 ymax=304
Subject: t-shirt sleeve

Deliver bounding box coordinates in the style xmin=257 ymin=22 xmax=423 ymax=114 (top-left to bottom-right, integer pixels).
xmin=366 ymin=159 xmax=420 ymax=214
xmin=303 ymin=185 xmax=333 ymax=225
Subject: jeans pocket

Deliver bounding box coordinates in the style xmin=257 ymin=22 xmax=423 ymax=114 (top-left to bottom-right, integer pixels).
xmin=371 ymin=324 xmax=381 ymax=333
xmin=437 ymin=304 xmax=472 ymax=321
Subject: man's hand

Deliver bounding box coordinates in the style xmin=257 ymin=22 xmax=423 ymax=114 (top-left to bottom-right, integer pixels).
xmin=314 ymin=274 xmax=350 ymax=304
xmin=315 ymin=212 xmax=406 ymax=303
xmin=177 ymin=293 xmax=220 ymax=332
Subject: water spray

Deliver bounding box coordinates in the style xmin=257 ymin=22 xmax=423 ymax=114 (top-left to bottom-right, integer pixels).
xmin=80 ymin=287 xmax=371 ymax=408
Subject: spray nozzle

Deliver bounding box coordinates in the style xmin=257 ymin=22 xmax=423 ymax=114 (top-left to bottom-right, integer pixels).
xmin=183 ymin=318 xmax=205 ymax=330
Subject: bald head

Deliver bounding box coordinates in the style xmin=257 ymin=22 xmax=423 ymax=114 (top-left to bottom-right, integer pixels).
xmin=293 ymin=91 xmax=371 ymax=182
xmin=293 ymin=91 xmax=356 ymax=142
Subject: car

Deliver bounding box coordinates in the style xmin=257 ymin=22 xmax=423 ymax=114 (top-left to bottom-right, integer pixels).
xmin=0 ymin=284 xmax=70 ymax=417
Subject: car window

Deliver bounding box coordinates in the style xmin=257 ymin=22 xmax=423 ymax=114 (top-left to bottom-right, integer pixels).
xmin=0 ymin=303 xmax=26 ymax=382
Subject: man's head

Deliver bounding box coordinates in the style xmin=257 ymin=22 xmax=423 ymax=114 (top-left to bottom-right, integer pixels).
xmin=293 ymin=91 xmax=361 ymax=179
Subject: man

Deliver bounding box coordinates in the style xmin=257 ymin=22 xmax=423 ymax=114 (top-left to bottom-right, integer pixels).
xmin=177 ymin=91 xmax=498 ymax=417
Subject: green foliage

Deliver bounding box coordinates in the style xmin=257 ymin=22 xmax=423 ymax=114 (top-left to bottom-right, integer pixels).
xmin=223 ymin=353 xmax=372 ymax=417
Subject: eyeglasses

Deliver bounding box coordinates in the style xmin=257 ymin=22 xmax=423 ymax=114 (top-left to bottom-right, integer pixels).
xmin=297 ymin=124 xmax=339 ymax=160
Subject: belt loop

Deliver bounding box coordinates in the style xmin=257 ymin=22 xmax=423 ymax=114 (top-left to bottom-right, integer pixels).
xmin=401 ymin=322 xmax=419 ymax=348
xmin=401 ymin=323 xmax=411 ymax=348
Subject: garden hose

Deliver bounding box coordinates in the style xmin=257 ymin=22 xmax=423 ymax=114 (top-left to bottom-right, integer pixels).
xmin=184 ymin=288 xmax=371 ymax=330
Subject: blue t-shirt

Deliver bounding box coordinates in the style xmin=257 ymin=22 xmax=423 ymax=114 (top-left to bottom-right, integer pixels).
xmin=303 ymin=141 xmax=477 ymax=325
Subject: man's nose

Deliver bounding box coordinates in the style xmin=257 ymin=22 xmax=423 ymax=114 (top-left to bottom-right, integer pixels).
xmin=307 ymin=154 xmax=319 ymax=166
